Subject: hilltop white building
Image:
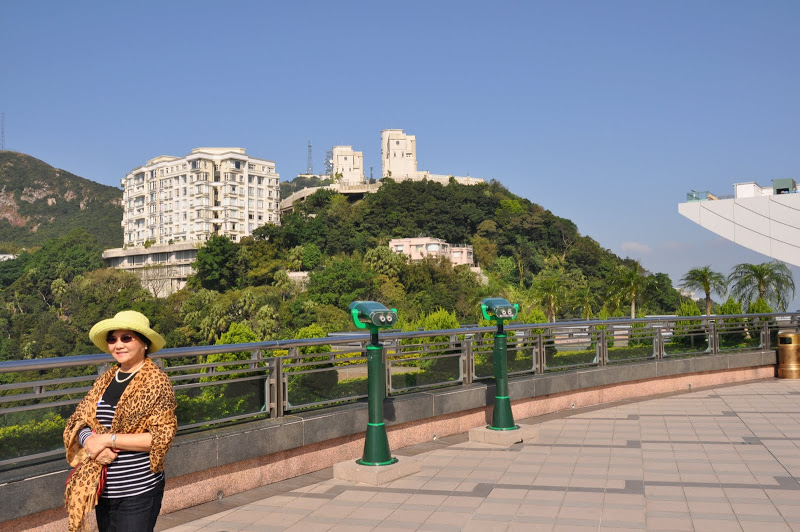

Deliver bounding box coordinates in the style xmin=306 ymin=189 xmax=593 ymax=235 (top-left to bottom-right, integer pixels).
xmin=678 ymin=178 xmax=800 ymax=267
xmin=381 ymin=129 xmax=484 ymax=186
xmin=331 ymin=145 xmax=365 ymax=185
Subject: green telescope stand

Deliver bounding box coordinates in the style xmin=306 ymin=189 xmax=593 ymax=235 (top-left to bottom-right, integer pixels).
xmin=350 ymin=305 xmax=398 ymax=466
xmin=481 ymin=300 xmax=521 ymax=431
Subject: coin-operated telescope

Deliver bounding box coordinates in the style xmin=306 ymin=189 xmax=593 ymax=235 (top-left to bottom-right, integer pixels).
xmin=348 ymin=301 xmax=399 ymax=466
xmin=350 ymin=301 xmax=397 ymax=331
xmin=481 ymin=298 xmax=519 ymax=322
xmin=480 ymin=297 xmax=521 ymax=431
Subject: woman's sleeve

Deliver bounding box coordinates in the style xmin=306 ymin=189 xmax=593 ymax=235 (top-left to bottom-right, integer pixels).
xmin=146 ymin=373 xmax=178 ymax=473
xmin=63 ymin=393 xmax=94 ymax=465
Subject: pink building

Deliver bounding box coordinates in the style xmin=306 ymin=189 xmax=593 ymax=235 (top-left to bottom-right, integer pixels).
xmin=388 ymin=237 xmax=474 ymax=267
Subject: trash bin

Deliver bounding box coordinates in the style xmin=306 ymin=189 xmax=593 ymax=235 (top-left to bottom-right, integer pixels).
xmin=777 ymin=332 xmax=800 ymax=379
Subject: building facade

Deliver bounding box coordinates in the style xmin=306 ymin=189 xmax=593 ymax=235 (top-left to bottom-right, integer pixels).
xmin=121 ymin=147 xmax=280 ymax=247
xmin=678 ymin=178 xmax=800 ymax=267
xmin=103 ymin=243 xmax=197 ymax=298
xmin=389 ymin=237 xmax=475 ymax=267
xmin=331 ymin=146 xmax=365 ymax=185
xmin=380 ymin=129 xmax=484 ymax=186
xmin=381 ymin=129 xmax=418 ymax=179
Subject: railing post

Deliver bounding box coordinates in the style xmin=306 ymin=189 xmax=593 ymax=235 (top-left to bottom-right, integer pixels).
xmin=536 ymin=331 xmax=545 ymax=374
xmin=463 ymin=333 xmax=474 ymax=385
xmin=383 ymin=341 xmax=391 ymax=397
xmin=271 ymin=356 xmax=284 ymax=418
xmin=709 ymin=320 xmax=718 ymax=354
xmin=761 ymin=318 xmax=770 ymax=350
xmin=654 ymin=326 xmax=663 ymax=359
xmin=597 ymin=326 xmax=607 ymax=366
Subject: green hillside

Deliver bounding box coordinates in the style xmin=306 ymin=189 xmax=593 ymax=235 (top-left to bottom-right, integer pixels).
xmin=0 ymin=151 xmax=123 ymax=250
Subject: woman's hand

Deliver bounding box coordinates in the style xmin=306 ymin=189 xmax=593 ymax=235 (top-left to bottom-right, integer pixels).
xmin=83 ymin=433 xmax=112 ymax=459
xmin=93 ymin=447 xmax=118 ymax=466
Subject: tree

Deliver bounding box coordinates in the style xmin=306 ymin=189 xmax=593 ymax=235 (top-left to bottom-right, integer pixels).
xmin=307 ymin=255 xmax=377 ymax=309
xmin=138 ymin=264 xmax=176 ymax=298
xmin=680 ymin=266 xmax=727 ymax=315
xmin=192 ymin=235 xmax=238 ymax=292
xmin=728 ymin=261 xmax=795 ymax=311
xmin=364 ymin=246 xmax=405 ymax=279
xmin=530 ymin=266 xmax=570 ymax=322
xmin=613 ymin=262 xmax=650 ymax=319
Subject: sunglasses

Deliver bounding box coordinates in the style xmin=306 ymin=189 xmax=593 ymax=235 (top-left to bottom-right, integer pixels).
xmin=106 ymin=334 xmax=138 ymax=344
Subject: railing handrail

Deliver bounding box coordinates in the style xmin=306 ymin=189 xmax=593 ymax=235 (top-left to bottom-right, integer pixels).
xmin=1 ymin=312 xmax=795 ymax=374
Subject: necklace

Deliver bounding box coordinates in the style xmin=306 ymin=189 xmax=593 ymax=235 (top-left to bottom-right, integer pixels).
xmin=115 ymin=359 xmax=146 ymax=383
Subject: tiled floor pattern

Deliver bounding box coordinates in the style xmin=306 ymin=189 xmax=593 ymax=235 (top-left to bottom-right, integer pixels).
xmin=160 ymin=380 xmax=800 ymax=531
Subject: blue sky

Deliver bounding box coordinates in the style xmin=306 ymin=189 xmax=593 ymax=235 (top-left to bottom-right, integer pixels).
xmin=2 ymin=1 xmax=799 ymax=307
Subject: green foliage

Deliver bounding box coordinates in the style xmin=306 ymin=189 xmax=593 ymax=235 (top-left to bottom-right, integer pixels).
xmin=202 ymin=322 xmax=260 ymax=382
xmin=729 ymin=261 xmax=795 ymax=311
xmin=0 ymin=412 xmax=65 ymax=460
xmin=307 ymin=255 xmax=377 ymax=309
xmin=192 ymin=235 xmax=239 ymax=292
xmin=747 ymin=297 xmax=773 ymax=314
xmin=0 ymin=152 xmax=123 ymax=250
xmin=719 ymin=297 xmax=743 ymax=316
xmin=680 ymin=266 xmax=727 ymax=315
xmin=286 ymin=324 xmax=338 ymax=404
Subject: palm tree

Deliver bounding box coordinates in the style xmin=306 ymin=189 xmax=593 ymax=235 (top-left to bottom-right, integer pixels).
xmin=680 ymin=266 xmax=727 ymax=315
xmin=613 ymin=262 xmax=650 ymax=319
xmin=531 ymin=266 xmax=568 ymax=322
xmin=728 ymin=261 xmax=795 ymax=311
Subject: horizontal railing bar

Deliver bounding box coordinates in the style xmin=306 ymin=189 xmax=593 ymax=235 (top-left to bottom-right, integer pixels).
xmin=177 ymin=411 xmax=269 ymax=431
xmin=0 ymin=374 xmax=101 ymax=392
xmin=1 ymin=313 xmax=795 ymax=375
xmin=0 ymin=397 xmax=82 ymax=414
xmin=0 ymin=386 xmax=91 ymax=404
xmin=172 ymin=375 xmax=268 ymax=390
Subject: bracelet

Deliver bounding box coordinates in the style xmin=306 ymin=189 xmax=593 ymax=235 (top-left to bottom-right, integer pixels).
xmin=111 ymin=433 xmax=117 ymax=449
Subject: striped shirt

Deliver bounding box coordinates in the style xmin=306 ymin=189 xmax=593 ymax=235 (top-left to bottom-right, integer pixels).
xmin=78 ymin=382 xmax=163 ymax=498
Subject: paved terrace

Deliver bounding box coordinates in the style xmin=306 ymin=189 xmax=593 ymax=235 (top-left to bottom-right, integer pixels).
xmin=158 ymin=379 xmax=800 ymax=532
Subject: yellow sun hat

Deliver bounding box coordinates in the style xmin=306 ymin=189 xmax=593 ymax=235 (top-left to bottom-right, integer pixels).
xmin=88 ymin=310 xmax=166 ymax=355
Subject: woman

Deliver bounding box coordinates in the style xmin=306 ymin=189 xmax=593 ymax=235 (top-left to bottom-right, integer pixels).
xmin=64 ymin=310 xmax=177 ymax=532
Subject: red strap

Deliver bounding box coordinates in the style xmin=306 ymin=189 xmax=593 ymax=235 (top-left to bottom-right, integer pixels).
xmin=97 ymin=465 xmax=107 ymax=497
xmin=65 ymin=463 xmax=81 ymax=486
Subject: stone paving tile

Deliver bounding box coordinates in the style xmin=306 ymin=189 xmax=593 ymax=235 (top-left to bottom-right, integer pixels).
xmin=162 ymin=380 xmax=800 ymax=531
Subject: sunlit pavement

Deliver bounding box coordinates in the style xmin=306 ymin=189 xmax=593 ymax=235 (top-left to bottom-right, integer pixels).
xmin=158 ymin=379 xmax=800 ymax=532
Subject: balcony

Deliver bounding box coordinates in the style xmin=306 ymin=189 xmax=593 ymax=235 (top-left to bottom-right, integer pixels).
xmin=0 ymin=311 xmax=794 ymax=528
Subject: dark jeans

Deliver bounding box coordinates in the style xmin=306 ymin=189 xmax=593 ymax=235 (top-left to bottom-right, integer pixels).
xmin=95 ymin=480 xmax=165 ymax=532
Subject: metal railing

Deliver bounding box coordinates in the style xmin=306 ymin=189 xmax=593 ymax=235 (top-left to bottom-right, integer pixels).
xmin=1 ymin=313 xmax=796 ymax=467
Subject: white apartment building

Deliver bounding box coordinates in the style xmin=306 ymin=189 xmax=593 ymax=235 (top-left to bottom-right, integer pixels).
xmin=121 ymin=147 xmax=280 ymax=246
xmin=331 ymin=145 xmax=365 ymax=185
xmin=380 ymin=129 xmax=485 ymax=186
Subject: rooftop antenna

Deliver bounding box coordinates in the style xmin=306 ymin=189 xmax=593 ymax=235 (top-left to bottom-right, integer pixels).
xmin=306 ymin=139 xmax=313 ymax=175
xmin=1 ymin=113 xmax=5 ymax=150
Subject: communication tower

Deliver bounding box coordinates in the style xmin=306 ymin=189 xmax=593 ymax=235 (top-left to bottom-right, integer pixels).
xmin=324 ymin=149 xmax=333 ymax=176
xmin=306 ymin=139 xmax=313 ymax=174
xmin=1 ymin=113 xmax=5 ymax=150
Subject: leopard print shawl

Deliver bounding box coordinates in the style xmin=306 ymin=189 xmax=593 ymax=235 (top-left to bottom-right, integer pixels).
xmin=63 ymin=358 xmax=177 ymax=532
